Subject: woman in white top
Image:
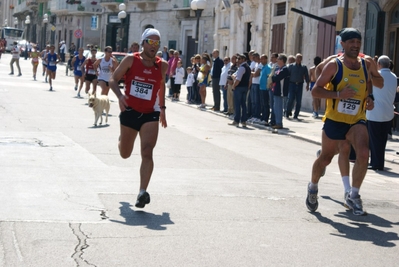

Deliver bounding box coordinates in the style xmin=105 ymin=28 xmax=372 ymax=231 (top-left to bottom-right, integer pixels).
xmin=93 ymin=46 xmax=118 ymax=95
xmin=173 ymin=60 xmax=184 ymax=101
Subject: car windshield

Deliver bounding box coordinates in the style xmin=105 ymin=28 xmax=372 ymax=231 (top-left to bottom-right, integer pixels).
xmin=5 ymin=28 xmax=23 ymax=38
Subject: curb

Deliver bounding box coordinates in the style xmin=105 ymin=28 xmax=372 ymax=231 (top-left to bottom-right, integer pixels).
xmin=167 ymin=97 xmax=399 ymax=166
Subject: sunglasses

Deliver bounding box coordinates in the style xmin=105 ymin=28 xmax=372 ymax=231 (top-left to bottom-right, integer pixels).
xmin=105 ymin=50 xmax=112 ymax=53
xmin=145 ymin=39 xmax=161 ymax=46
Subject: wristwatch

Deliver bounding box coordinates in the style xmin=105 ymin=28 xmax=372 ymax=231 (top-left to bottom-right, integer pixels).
xmin=367 ymin=94 xmax=375 ymax=101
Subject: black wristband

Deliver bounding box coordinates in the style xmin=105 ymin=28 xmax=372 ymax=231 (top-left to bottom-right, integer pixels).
xmin=160 ymin=106 xmax=166 ymax=109
xmin=368 ymin=94 xmax=375 ymax=101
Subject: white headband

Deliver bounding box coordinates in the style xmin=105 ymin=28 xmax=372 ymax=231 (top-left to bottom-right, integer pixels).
xmin=141 ymin=28 xmax=161 ymax=42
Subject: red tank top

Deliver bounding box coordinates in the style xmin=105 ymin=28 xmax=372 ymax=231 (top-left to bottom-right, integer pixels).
xmin=125 ymin=52 xmax=163 ymax=113
xmin=86 ymin=58 xmax=96 ymax=75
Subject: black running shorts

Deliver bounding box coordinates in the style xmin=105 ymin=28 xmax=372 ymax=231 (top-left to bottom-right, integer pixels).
xmin=119 ymin=107 xmax=160 ymax=131
xmin=323 ymin=118 xmax=366 ymax=140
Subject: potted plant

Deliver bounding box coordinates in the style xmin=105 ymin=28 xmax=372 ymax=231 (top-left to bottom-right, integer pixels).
xmin=10 ymin=5 xmax=15 ymax=9
xmin=77 ymin=4 xmax=85 ymax=11
xmin=91 ymin=1 xmax=97 ymax=5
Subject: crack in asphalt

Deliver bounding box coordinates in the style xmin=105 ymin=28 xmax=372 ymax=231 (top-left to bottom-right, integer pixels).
xmin=69 ymin=223 xmax=96 ymax=267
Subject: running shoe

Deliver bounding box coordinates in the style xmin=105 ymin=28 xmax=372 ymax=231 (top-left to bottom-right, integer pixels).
xmin=345 ymin=194 xmax=366 ymax=216
xmin=344 ymin=190 xmax=350 ymax=202
xmin=306 ymin=183 xmax=318 ymax=212
xmin=316 ymin=150 xmax=326 ymax=177
xmin=74 ymin=85 xmax=77 ymax=91
xmin=135 ymin=191 xmax=150 ymax=208
xmin=49 ymin=87 xmax=53 ymax=91
xmin=228 ymin=121 xmax=239 ymax=126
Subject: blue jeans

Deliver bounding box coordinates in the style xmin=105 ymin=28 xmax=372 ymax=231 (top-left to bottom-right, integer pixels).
xmin=269 ymin=90 xmax=275 ymax=125
xmin=287 ymin=83 xmax=304 ymax=118
xmin=260 ymin=90 xmax=270 ymax=122
xmin=250 ymin=84 xmax=261 ymax=118
xmin=221 ymin=85 xmax=228 ymax=111
xmin=233 ymin=86 xmax=248 ymax=123
xmin=273 ymin=95 xmax=283 ymax=127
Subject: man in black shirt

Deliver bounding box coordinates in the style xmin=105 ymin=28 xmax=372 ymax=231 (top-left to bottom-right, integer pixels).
xmin=211 ymin=49 xmax=224 ymax=111
xmin=286 ymin=53 xmax=310 ymax=120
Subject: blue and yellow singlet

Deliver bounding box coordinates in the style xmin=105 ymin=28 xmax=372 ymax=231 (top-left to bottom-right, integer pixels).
xmin=323 ymin=57 xmax=369 ymax=124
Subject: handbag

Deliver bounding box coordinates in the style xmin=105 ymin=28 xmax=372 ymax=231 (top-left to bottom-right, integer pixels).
xmin=197 ymin=72 xmax=204 ymax=83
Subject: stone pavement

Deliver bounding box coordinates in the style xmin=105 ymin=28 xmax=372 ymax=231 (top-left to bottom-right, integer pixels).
xmin=172 ymin=84 xmax=399 ymax=166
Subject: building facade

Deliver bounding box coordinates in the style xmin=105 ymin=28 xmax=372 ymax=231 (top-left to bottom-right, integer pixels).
xmin=3 ymin=0 xmax=398 ymax=110
xmin=214 ymin=0 xmax=399 ymax=110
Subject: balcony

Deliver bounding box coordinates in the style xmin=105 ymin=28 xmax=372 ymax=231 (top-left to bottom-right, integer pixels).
xmin=100 ymin=0 xmax=124 ymax=11
xmin=129 ymin=0 xmax=158 ymax=9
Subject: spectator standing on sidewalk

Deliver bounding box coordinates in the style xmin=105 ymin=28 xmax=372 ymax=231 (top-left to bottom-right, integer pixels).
xmin=9 ymin=41 xmax=22 ymax=76
xmin=59 ymin=41 xmax=66 ymax=63
xmin=219 ymin=56 xmax=231 ymax=113
xmin=249 ymin=53 xmax=262 ymax=123
xmin=210 ymin=49 xmax=224 ymax=111
xmin=309 ymin=56 xmax=322 ymax=118
xmin=366 ymin=55 xmax=397 ymax=171
xmin=271 ymin=54 xmax=290 ymax=129
xmin=286 ymin=53 xmax=310 ymax=120
xmin=226 ymin=55 xmax=238 ymax=116
xmin=229 ymin=54 xmax=251 ymax=127
xmin=167 ymin=50 xmax=180 ymax=97
xmin=172 ymin=60 xmax=184 ymax=101
xmin=268 ymin=52 xmax=279 ymax=126
xmin=192 ymin=54 xmax=201 ymax=104
xmin=185 ymin=66 xmax=195 ymax=103
xmin=197 ymin=53 xmax=212 ymax=109
xmin=259 ymin=54 xmax=271 ymax=125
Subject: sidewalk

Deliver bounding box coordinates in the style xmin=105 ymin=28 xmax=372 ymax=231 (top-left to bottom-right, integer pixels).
xmin=171 ymin=84 xmax=399 ymax=165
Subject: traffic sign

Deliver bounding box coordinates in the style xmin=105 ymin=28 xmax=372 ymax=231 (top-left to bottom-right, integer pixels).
xmin=74 ymin=29 xmax=83 ymax=39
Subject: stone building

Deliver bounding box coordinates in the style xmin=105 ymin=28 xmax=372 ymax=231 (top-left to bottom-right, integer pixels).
xmin=214 ymin=0 xmax=399 ymax=111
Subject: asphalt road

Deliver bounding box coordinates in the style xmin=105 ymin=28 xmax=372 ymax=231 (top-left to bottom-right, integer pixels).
xmin=0 ymin=54 xmax=398 ymax=267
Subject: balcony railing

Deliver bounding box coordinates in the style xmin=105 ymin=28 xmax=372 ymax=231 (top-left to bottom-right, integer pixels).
xmin=100 ymin=0 xmax=124 ymax=3
xmin=129 ymin=0 xmax=158 ymax=3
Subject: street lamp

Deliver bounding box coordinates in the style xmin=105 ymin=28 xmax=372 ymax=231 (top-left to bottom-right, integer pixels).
xmin=43 ymin=14 xmax=48 ymax=48
xmin=25 ymin=15 xmax=31 ymax=42
xmin=191 ymin=0 xmax=206 ymax=54
xmin=118 ymin=3 xmax=127 ymax=52
xmin=4 ymin=19 xmax=7 ymax=27
xmin=14 ymin=18 xmax=18 ymax=27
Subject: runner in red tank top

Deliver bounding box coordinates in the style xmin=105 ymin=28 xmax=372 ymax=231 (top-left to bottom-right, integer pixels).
xmin=110 ymin=28 xmax=168 ymax=208
xmin=82 ymin=48 xmax=98 ymax=95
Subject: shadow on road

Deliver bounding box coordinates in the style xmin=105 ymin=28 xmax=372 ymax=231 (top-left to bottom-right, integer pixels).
xmin=313 ymin=196 xmax=399 ymax=247
xmin=110 ymin=201 xmax=174 ymax=230
xmin=87 ymin=124 xmax=110 ymax=129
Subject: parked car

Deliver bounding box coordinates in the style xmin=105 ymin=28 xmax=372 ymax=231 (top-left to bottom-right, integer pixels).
xmin=112 ymin=52 xmax=127 ymax=86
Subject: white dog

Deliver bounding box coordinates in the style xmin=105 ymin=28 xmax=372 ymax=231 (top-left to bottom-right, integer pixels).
xmin=88 ymin=94 xmax=110 ymax=126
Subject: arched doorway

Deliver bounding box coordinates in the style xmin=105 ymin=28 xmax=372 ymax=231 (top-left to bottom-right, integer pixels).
xmin=364 ymin=1 xmax=385 ymax=57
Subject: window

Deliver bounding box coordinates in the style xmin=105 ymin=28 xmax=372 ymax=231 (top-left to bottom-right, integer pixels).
xmin=323 ymin=0 xmax=337 ymax=8
xmin=275 ymin=2 xmax=286 ymax=16
xmin=391 ymin=4 xmax=399 ymax=24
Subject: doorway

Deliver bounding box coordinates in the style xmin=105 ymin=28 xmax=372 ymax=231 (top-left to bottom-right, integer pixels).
xmin=186 ymin=36 xmax=196 ymax=68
